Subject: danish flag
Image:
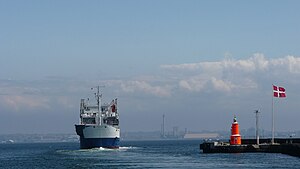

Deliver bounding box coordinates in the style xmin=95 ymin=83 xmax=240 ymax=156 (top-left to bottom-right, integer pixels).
xmin=273 ymin=85 xmax=286 ymax=98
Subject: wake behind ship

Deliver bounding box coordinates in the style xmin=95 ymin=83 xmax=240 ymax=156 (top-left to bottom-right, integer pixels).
xmin=75 ymin=86 xmax=120 ymax=149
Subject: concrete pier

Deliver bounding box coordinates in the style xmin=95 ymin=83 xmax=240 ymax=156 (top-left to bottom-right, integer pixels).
xmin=200 ymin=138 xmax=300 ymax=158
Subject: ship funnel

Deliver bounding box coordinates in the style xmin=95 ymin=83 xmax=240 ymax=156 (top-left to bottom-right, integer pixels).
xmin=230 ymin=116 xmax=241 ymax=145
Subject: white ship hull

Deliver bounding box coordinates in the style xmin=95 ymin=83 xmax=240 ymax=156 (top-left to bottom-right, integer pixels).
xmin=75 ymin=124 xmax=120 ymax=149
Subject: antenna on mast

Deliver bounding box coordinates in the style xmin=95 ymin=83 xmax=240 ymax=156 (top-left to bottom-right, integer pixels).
xmin=91 ymin=85 xmax=105 ymax=112
xmin=91 ymin=86 xmax=105 ymax=125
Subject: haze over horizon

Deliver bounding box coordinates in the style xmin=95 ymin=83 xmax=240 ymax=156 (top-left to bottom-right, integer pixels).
xmin=1 ymin=1 xmax=300 ymax=134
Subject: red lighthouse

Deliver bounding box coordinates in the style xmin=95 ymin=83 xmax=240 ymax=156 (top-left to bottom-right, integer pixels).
xmin=230 ymin=116 xmax=241 ymax=145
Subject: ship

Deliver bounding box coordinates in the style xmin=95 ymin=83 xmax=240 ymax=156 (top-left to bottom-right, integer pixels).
xmin=75 ymin=86 xmax=120 ymax=149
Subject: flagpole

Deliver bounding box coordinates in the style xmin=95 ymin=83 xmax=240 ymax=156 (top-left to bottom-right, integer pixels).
xmin=271 ymin=84 xmax=286 ymax=144
xmin=272 ymin=89 xmax=274 ymax=144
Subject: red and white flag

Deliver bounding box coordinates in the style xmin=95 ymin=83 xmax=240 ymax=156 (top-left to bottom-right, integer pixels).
xmin=273 ymin=85 xmax=286 ymax=98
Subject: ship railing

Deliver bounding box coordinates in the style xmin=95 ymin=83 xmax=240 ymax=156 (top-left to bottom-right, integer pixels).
xmin=81 ymin=113 xmax=97 ymax=118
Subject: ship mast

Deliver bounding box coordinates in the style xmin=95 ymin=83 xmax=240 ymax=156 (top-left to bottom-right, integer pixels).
xmin=92 ymin=85 xmax=104 ymax=125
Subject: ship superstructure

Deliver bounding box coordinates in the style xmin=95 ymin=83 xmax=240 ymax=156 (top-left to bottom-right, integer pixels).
xmin=75 ymin=86 xmax=120 ymax=149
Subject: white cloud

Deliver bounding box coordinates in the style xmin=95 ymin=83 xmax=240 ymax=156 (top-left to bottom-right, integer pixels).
xmin=211 ymin=77 xmax=233 ymax=92
xmin=270 ymin=55 xmax=300 ymax=73
xmin=161 ymin=54 xmax=300 ymax=74
xmin=120 ymin=80 xmax=171 ymax=97
xmin=178 ymin=76 xmax=209 ymax=92
xmin=161 ymin=54 xmax=300 ymax=93
xmin=0 ymin=95 xmax=49 ymax=112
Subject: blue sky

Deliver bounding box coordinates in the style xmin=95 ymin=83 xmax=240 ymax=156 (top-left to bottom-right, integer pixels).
xmin=1 ymin=1 xmax=300 ymax=134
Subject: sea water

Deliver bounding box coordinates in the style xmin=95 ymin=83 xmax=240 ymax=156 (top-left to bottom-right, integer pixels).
xmin=0 ymin=140 xmax=299 ymax=169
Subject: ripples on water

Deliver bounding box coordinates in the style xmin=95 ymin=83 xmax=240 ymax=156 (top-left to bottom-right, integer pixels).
xmin=0 ymin=140 xmax=299 ymax=169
